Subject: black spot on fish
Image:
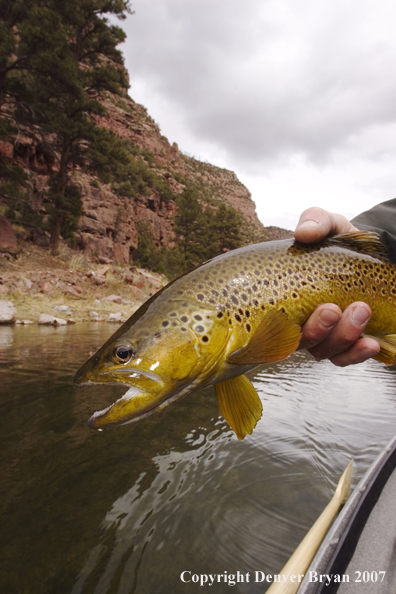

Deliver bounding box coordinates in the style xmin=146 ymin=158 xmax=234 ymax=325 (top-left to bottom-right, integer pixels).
xmin=197 ymin=294 xmax=204 ymax=301
xmin=196 ymin=325 xmax=204 ymax=332
xmin=217 ymin=312 xmax=223 ymax=318
xmin=194 ymin=315 xmax=202 ymax=321
xmin=162 ymin=321 xmax=169 ymax=327
xmin=181 ymin=316 xmax=188 ymax=323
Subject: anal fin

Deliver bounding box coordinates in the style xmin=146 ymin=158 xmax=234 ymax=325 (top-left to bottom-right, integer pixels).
xmin=365 ymin=333 xmax=396 ymax=366
xmin=215 ymin=374 xmax=263 ymax=440
xmin=227 ymin=308 xmax=301 ymax=365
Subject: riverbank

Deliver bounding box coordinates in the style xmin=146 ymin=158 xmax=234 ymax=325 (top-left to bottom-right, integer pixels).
xmin=0 ymin=241 xmax=166 ymax=324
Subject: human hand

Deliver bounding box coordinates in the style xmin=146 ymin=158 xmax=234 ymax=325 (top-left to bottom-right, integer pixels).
xmin=295 ymin=207 xmax=381 ymax=366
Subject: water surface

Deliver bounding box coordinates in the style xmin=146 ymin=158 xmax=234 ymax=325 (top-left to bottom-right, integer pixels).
xmin=1 ymin=324 xmax=396 ymax=594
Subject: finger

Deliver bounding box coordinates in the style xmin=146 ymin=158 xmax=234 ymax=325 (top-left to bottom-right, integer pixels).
xmin=294 ymin=207 xmax=359 ymax=243
xmin=309 ymin=302 xmax=372 ymax=361
xmin=329 ymin=337 xmax=380 ymax=367
xmin=299 ymin=304 xmax=342 ymax=350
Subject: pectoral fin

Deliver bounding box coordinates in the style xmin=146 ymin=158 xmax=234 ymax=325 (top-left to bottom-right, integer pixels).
xmin=365 ymin=333 xmax=396 ymax=366
xmin=215 ymin=374 xmax=263 ymax=440
xmin=227 ymin=308 xmax=301 ymax=365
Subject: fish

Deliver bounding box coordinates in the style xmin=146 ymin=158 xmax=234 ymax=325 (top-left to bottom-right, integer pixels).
xmin=74 ymin=231 xmax=396 ymax=439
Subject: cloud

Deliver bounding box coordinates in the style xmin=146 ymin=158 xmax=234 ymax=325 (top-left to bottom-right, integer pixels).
xmin=122 ymin=0 xmax=396 ymax=170
xmin=119 ymin=0 xmax=396 ymax=227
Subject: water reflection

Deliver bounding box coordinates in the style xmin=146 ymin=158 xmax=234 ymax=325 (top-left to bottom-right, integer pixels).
xmin=1 ymin=325 xmax=396 ymax=594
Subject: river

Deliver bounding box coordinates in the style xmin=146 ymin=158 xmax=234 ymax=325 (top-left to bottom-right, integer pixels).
xmin=1 ymin=323 xmax=396 ymax=594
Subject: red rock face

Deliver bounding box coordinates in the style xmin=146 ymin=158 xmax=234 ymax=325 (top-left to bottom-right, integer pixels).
xmin=0 ymin=216 xmax=17 ymax=250
xmin=0 ymin=93 xmax=266 ymax=264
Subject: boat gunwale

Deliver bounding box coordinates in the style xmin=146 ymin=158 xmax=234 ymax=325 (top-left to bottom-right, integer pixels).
xmin=298 ymin=433 xmax=396 ymax=594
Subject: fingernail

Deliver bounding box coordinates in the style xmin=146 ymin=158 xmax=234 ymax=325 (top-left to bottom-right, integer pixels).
xmin=319 ymin=308 xmax=340 ymax=329
xmin=352 ymin=306 xmax=370 ymax=326
xmin=297 ymin=220 xmax=319 ymax=232
xmin=361 ymin=346 xmax=380 ymax=358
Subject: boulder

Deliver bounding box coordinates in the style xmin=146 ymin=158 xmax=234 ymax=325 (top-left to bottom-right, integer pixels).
xmin=87 ymin=271 xmax=107 ymax=285
xmin=0 ymin=300 xmax=16 ymax=324
xmin=38 ymin=313 xmax=67 ymax=325
xmin=40 ymin=281 xmax=54 ymax=294
xmin=54 ymin=304 xmax=72 ymax=314
xmin=107 ymin=312 xmax=126 ymax=323
xmin=103 ymin=294 xmax=122 ymax=304
xmin=62 ymin=285 xmax=82 ymax=296
xmin=96 ymin=265 xmax=110 ymax=276
xmin=98 ymin=256 xmax=113 ymax=264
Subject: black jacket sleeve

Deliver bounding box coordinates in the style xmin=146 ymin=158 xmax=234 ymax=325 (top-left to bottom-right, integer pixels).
xmin=351 ymin=198 xmax=396 ymax=263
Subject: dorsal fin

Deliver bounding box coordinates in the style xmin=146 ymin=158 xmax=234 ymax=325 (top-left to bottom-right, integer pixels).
xmin=329 ymin=231 xmax=389 ymax=260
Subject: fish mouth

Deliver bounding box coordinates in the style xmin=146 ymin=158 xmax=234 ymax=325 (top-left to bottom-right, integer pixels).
xmin=87 ymin=376 xmax=202 ymax=431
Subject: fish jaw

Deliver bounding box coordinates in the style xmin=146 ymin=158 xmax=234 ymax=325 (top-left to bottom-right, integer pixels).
xmin=87 ymin=377 xmax=205 ymax=430
xmin=89 ymin=385 xmax=164 ymax=430
xmin=76 ymin=362 xmax=173 ymax=430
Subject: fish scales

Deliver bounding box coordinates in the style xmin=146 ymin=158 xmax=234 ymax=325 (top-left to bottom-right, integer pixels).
xmin=75 ymin=233 xmax=396 ymax=439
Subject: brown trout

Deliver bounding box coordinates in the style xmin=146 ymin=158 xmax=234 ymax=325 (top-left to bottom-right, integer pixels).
xmin=74 ymin=232 xmax=396 ymax=439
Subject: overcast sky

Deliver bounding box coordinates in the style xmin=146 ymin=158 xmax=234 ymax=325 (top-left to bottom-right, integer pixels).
xmin=119 ymin=0 xmax=396 ymax=230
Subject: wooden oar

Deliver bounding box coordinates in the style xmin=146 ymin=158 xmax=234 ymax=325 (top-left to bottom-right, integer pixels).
xmin=266 ymin=460 xmax=354 ymax=594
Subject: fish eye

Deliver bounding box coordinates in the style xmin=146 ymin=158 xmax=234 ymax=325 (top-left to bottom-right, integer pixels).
xmin=113 ymin=345 xmax=134 ymax=364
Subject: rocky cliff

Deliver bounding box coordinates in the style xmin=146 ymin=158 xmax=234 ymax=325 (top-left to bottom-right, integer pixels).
xmin=0 ymin=91 xmax=290 ymax=264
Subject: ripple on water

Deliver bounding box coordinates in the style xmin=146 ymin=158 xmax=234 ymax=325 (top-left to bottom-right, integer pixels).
xmin=3 ymin=326 xmax=396 ymax=594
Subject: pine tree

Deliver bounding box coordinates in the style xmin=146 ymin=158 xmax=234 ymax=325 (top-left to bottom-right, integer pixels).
xmin=207 ymin=203 xmax=244 ymax=258
xmin=172 ymin=188 xmax=209 ymax=270
xmin=3 ymin=0 xmax=133 ymax=254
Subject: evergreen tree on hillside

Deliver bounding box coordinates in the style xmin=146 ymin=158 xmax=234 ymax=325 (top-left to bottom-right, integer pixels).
xmin=172 ymin=188 xmax=209 ymax=270
xmin=0 ymin=0 xmax=30 ymax=111
xmin=1 ymin=0 xmax=133 ymax=254
xmin=207 ymin=202 xmax=244 ymax=258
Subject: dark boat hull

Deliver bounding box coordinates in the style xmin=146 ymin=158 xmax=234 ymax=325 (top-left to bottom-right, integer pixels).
xmin=299 ymin=434 xmax=396 ymax=594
